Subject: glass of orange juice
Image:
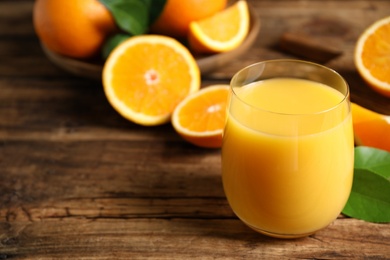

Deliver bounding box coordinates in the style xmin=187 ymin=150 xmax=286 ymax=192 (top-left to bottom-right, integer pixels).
xmin=222 ymin=59 xmax=354 ymax=239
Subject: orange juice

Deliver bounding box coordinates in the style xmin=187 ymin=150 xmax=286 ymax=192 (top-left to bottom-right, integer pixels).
xmin=222 ymin=78 xmax=354 ymax=237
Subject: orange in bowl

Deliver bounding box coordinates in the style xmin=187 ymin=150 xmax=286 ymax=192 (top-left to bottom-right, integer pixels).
xmin=103 ymin=35 xmax=200 ymax=126
xmin=355 ymin=16 xmax=390 ymax=98
xmin=172 ymin=85 xmax=230 ymax=148
xmin=33 ymin=0 xmax=117 ymax=59
xmin=188 ymin=0 xmax=250 ymax=53
xmin=150 ymin=0 xmax=227 ymax=38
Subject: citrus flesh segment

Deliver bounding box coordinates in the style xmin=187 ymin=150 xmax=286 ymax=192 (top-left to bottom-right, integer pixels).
xmin=103 ymin=35 xmax=200 ymax=126
xmin=172 ymin=85 xmax=230 ymax=148
xmin=351 ymin=103 xmax=390 ymax=152
xmin=188 ymin=0 xmax=250 ymax=53
xmin=355 ymin=16 xmax=390 ymax=97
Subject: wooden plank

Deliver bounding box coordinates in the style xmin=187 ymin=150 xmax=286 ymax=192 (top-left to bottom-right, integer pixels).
xmin=0 ymin=1 xmax=35 ymax=37
xmin=0 ymin=141 xmax=223 ymax=198
xmin=1 ymin=218 xmax=389 ymax=259
xmin=0 ymin=198 xmax=233 ymax=221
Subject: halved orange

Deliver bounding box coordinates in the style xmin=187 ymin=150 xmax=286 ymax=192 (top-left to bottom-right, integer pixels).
xmin=351 ymin=102 xmax=390 ymax=152
xmin=103 ymin=35 xmax=200 ymax=126
xmin=188 ymin=0 xmax=250 ymax=53
xmin=172 ymin=85 xmax=230 ymax=148
xmin=355 ymin=16 xmax=390 ymax=98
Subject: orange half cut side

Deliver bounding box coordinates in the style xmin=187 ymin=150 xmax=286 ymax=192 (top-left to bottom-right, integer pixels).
xmin=103 ymin=35 xmax=200 ymax=126
xmin=355 ymin=16 xmax=390 ymax=97
xmin=172 ymin=85 xmax=230 ymax=148
xmin=188 ymin=0 xmax=250 ymax=53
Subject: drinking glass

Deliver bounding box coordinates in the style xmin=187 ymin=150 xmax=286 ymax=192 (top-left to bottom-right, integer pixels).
xmin=222 ymin=59 xmax=354 ymax=238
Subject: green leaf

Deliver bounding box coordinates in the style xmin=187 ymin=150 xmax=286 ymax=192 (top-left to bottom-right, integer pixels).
xmin=100 ymin=0 xmax=148 ymax=35
xmin=101 ymin=33 xmax=130 ymax=60
xmin=342 ymin=147 xmax=390 ymax=223
xmin=99 ymin=0 xmax=167 ymax=36
xmin=354 ymin=146 xmax=390 ymax=180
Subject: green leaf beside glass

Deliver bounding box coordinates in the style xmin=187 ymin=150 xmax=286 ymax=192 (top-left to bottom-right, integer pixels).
xmin=342 ymin=146 xmax=390 ymax=223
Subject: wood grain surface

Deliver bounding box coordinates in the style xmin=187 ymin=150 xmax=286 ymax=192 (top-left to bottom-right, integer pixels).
xmin=1 ymin=0 xmax=389 ymax=259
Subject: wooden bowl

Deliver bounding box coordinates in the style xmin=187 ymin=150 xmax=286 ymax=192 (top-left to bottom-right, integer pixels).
xmin=41 ymin=9 xmax=260 ymax=80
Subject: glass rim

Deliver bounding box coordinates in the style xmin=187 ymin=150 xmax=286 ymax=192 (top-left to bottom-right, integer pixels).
xmin=230 ymin=59 xmax=350 ymax=117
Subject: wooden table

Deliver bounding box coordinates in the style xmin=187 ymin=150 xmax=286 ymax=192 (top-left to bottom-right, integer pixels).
xmin=1 ymin=0 xmax=389 ymax=259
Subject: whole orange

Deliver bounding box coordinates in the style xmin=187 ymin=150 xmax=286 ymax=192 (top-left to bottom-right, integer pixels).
xmin=150 ymin=0 xmax=227 ymax=38
xmin=33 ymin=0 xmax=117 ymax=59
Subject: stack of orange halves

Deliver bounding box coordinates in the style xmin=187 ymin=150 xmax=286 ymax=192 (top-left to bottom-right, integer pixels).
xmin=33 ymin=0 xmax=251 ymax=148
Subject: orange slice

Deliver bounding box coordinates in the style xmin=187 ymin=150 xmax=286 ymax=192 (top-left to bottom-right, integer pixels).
xmin=188 ymin=0 xmax=250 ymax=53
xmin=351 ymin=102 xmax=390 ymax=152
xmin=103 ymin=35 xmax=200 ymax=126
xmin=172 ymin=85 xmax=230 ymax=148
xmin=355 ymin=16 xmax=390 ymax=98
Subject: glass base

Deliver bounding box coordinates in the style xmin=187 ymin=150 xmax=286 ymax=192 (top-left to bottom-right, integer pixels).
xmin=244 ymin=221 xmax=317 ymax=239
